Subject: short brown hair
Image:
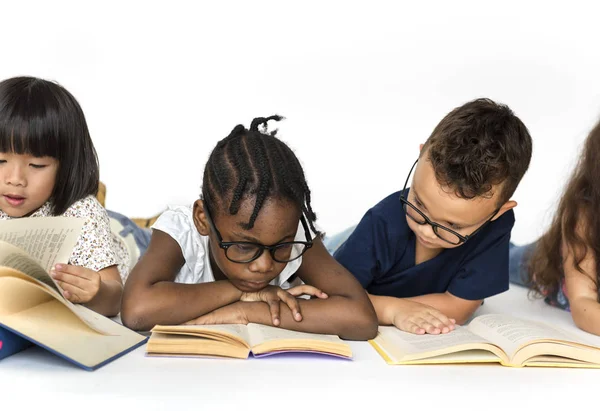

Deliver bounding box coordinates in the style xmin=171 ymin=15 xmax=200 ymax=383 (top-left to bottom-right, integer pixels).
xmin=422 ymin=98 xmax=532 ymax=205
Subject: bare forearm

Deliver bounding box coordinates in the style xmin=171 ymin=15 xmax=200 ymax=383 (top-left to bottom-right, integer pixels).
xmin=369 ymin=293 xmax=477 ymax=325
xmin=570 ymin=297 xmax=600 ymax=336
xmin=84 ymin=280 xmax=123 ymax=317
xmin=368 ymin=294 xmax=401 ymax=325
xmin=244 ymin=297 xmax=378 ymax=341
xmin=407 ymin=293 xmax=477 ymax=324
xmin=122 ymin=280 xmax=243 ymax=330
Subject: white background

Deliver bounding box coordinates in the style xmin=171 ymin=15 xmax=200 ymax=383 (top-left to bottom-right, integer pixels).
xmin=2 ymin=0 xmax=600 ymax=245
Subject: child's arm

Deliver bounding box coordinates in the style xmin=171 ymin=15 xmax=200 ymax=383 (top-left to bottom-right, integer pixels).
xmin=367 ymin=294 xmax=457 ymax=334
xmin=51 ymin=264 xmax=123 ymax=317
xmin=121 ymin=230 xmax=247 ymax=331
xmin=366 ymin=291 xmax=482 ymax=333
xmin=562 ymin=237 xmax=600 ymax=335
xmin=187 ymin=238 xmax=379 ymax=341
xmin=406 ymin=292 xmax=482 ymax=324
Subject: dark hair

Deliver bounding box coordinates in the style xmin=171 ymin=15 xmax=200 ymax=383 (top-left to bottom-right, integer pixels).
xmin=202 ymin=115 xmax=318 ymax=232
xmin=422 ymin=98 xmax=532 ymax=205
xmin=527 ymin=119 xmax=600 ymax=297
xmin=0 ymin=76 xmax=99 ymax=215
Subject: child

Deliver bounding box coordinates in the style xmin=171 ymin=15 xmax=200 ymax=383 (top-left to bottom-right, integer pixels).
xmin=333 ymin=98 xmax=533 ymax=334
xmin=121 ymin=116 xmax=378 ymax=340
xmin=0 ymin=76 xmax=128 ymax=317
xmin=509 ymin=118 xmax=600 ymax=336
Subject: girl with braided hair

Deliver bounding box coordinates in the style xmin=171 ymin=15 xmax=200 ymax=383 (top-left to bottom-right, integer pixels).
xmin=122 ymin=116 xmax=377 ymax=340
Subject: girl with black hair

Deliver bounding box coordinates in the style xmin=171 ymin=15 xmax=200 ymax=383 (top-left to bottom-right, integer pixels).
xmin=0 ymin=76 xmax=127 ymax=317
xmin=122 ymin=116 xmax=378 ymax=340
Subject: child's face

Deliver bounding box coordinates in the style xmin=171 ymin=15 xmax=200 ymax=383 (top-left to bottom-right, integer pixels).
xmin=0 ymin=152 xmax=58 ymax=217
xmin=194 ymin=197 xmax=302 ymax=293
xmin=405 ymin=155 xmax=513 ymax=251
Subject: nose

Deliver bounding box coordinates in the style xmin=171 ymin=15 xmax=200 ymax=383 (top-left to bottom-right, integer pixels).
xmin=4 ymin=163 xmax=26 ymax=187
xmin=247 ymin=250 xmax=275 ymax=274
xmin=417 ymin=222 xmax=438 ymax=240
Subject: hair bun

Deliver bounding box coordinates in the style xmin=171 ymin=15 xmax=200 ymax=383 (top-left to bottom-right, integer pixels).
xmin=249 ymin=115 xmax=284 ymax=135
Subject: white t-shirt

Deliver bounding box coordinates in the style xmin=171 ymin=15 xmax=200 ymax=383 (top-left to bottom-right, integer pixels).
xmin=151 ymin=205 xmax=315 ymax=288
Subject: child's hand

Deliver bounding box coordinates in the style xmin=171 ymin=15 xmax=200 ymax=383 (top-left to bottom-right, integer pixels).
xmin=392 ymin=300 xmax=456 ymax=335
xmin=240 ymin=285 xmax=328 ymax=326
xmin=50 ymin=264 xmax=101 ymax=304
xmin=185 ymin=303 xmax=249 ymax=326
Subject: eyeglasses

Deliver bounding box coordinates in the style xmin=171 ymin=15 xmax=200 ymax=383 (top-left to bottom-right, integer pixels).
xmin=399 ymin=159 xmax=499 ymax=245
xmin=203 ymin=202 xmax=313 ymax=263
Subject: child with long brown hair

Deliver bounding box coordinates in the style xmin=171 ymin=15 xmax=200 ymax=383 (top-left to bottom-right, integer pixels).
xmin=510 ymin=118 xmax=600 ymax=335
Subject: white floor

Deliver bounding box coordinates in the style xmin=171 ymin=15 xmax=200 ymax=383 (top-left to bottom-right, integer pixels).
xmin=1 ymin=285 xmax=596 ymax=411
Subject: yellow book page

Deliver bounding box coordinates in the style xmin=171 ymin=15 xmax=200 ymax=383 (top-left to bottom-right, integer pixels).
xmin=372 ymin=325 xmax=507 ymax=364
xmin=247 ymin=323 xmax=351 ymax=357
xmin=147 ymin=333 xmax=249 ymax=359
xmin=0 ymin=243 xmax=61 ymax=291
xmin=523 ymin=355 xmax=600 ymax=369
xmin=0 ymin=279 xmax=145 ymax=369
xmin=513 ymin=341 xmax=600 ymax=367
xmin=0 ymin=269 xmax=116 ymax=335
xmin=369 ymin=339 xmax=501 ymax=365
xmin=151 ymin=324 xmax=251 ymax=347
xmin=467 ymin=314 xmax=599 ymax=366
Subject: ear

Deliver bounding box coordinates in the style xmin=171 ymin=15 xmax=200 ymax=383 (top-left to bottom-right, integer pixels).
xmin=491 ymin=200 xmax=517 ymax=221
xmin=193 ymin=199 xmax=211 ymax=236
xmin=419 ymin=143 xmax=424 ymax=152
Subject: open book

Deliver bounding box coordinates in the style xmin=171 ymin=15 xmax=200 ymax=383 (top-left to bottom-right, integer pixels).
xmin=147 ymin=323 xmax=353 ymax=359
xmin=0 ymin=217 xmax=147 ymax=370
xmin=371 ymin=313 xmax=600 ymax=368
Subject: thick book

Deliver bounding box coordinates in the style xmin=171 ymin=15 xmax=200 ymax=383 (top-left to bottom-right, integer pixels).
xmin=0 ymin=327 xmax=32 ymax=360
xmin=370 ymin=313 xmax=600 ymax=368
xmin=147 ymin=323 xmax=353 ymax=359
xmin=0 ymin=217 xmax=147 ymax=370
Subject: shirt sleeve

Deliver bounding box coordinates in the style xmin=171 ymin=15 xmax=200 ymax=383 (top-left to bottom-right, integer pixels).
xmin=66 ymin=197 xmax=119 ymax=272
xmin=447 ymin=228 xmax=511 ymax=301
xmin=333 ymin=209 xmax=393 ymax=288
xmin=151 ymin=206 xmax=208 ymax=284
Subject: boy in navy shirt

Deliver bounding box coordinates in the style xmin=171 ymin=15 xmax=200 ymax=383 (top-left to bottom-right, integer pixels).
xmin=334 ymin=98 xmax=533 ymax=335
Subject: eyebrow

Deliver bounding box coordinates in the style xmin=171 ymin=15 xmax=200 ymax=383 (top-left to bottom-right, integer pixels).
xmin=412 ymin=187 xmax=471 ymax=227
xmin=231 ymin=227 xmax=297 ymax=244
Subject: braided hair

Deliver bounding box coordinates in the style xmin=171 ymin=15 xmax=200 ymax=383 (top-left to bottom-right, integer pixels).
xmin=202 ymin=115 xmax=318 ymax=233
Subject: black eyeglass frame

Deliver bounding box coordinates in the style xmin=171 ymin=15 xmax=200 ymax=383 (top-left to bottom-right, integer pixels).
xmin=203 ymin=202 xmax=314 ymax=263
xmin=399 ymin=159 xmax=500 ymax=245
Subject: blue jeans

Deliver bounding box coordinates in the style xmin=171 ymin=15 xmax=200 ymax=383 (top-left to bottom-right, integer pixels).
xmin=508 ymin=242 xmax=536 ymax=286
xmin=323 ymin=225 xmax=357 ymax=255
xmin=107 ymin=210 xmax=152 ymax=258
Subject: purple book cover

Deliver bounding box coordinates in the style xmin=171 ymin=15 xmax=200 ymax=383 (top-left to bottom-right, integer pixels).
xmin=252 ymin=350 xmax=352 ymax=360
xmin=147 ymin=350 xmax=352 ymax=360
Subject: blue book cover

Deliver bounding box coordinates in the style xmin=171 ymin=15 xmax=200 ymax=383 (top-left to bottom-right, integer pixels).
xmin=0 ymin=327 xmax=33 ymax=360
xmin=0 ymin=322 xmax=148 ymax=371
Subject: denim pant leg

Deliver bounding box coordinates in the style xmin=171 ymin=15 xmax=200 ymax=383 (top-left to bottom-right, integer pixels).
xmin=323 ymin=225 xmax=357 ymax=255
xmin=508 ymin=242 xmax=537 ymax=286
xmin=107 ymin=210 xmax=152 ymax=257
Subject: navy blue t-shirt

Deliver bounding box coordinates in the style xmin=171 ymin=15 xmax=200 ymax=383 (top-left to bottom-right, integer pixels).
xmin=334 ymin=190 xmax=514 ymax=301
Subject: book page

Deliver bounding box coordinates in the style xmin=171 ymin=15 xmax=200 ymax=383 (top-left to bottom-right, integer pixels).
xmin=468 ymin=314 xmax=582 ymax=360
xmin=0 ymin=273 xmax=118 ymax=336
xmin=378 ymin=325 xmax=493 ymax=356
xmin=152 ymin=324 xmax=251 ymax=344
xmin=0 ymin=217 xmax=84 ymax=271
xmin=246 ymin=323 xmax=343 ymax=347
xmin=0 ymin=293 xmax=146 ymax=370
xmin=0 ymin=245 xmax=58 ymax=291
